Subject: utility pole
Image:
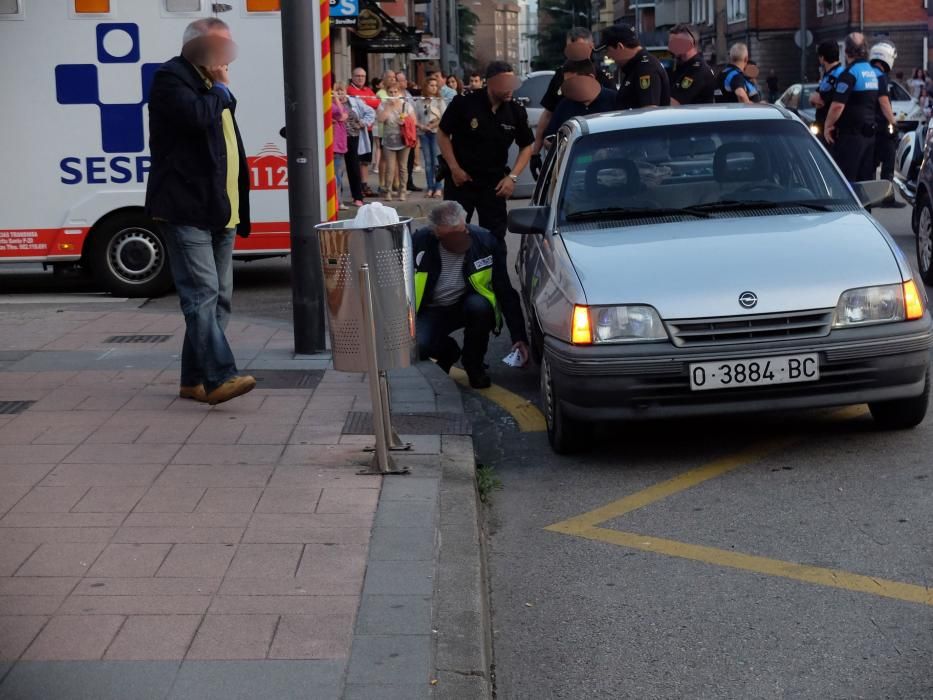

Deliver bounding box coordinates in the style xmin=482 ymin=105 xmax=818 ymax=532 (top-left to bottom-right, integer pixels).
xmin=281 ymin=0 xmax=327 ymax=354
xmin=714 ymin=0 xmax=727 ymax=64
xmin=799 ymin=0 xmax=807 ymax=82
xmin=439 ymin=0 xmax=449 ymax=73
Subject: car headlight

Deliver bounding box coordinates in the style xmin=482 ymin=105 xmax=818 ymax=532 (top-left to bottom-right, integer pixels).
xmin=572 ymin=304 xmax=668 ymax=344
xmin=832 ymin=281 xmax=925 ymax=327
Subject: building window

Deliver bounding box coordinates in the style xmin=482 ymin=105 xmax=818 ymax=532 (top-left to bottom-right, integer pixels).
xmin=690 ymin=0 xmax=709 ymax=25
xmin=727 ymin=0 xmax=747 ymax=23
xmin=834 ymin=0 xmax=845 ymax=13
xmin=817 ymin=0 xmax=844 ymax=16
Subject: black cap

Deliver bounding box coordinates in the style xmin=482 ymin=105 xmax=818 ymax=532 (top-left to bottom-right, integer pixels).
xmin=484 ymin=60 xmax=514 ymax=80
xmin=597 ymin=23 xmax=638 ymax=51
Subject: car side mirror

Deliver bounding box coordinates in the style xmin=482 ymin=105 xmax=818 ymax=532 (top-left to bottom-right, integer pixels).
xmin=508 ymin=206 xmax=549 ymax=235
xmin=852 ymin=180 xmax=894 ymax=208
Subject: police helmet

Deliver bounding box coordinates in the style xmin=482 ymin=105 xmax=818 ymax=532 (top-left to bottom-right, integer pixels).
xmin=869 ymin=41 xmax=897 ymax=72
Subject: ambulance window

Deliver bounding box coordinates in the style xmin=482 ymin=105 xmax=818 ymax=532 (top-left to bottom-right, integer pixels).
xmin=0 ymin=0 xmax=24 ymax=18
xmin=74 ymin=0 xmax=112 ymax=13
xmin=165 ymin=0 xmax=201 ymax=11
xmin=246 ymin=0 xmax=279 ymax=11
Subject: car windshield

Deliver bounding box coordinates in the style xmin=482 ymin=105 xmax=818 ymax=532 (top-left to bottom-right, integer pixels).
xmin=558 ymin=119 xmax=854 ymax=223
xmin=513 ymin=74 xmax=552 ymax=109
xmin=889 ymin=81 xmax=911 ymax=102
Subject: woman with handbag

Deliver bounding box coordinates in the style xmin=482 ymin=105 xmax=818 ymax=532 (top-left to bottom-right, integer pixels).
xmin=338 ymin=84 xmax=375 ymax=207
xmin=417 ymin=77 xmax=446 ymax=198
xmin=377 ymin=85 xmax=415 ymax=201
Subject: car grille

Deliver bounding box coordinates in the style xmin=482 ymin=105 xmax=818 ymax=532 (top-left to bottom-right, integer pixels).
xmin=666 ymin=309 xmax=834 ymax=348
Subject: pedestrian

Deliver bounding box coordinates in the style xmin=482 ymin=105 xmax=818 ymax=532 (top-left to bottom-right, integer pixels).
xmin=534 ymin=28 xmax=613 ymax=162
xmin=337 ymin=83 xmax=375 ymax=207
xmin=869 ymin=41 xmax=904 ymax=206
xmin=467 ymin=71 xmax=483 ymax=92
xmin=377 ymin=84 xmax=415 ymax=201
xmin=909 ymin=68 xmax=926 ymax=99
xmin=374 ymin=71 xmax=398 ymax=192
xmin=713 ymin=42 xmax=754 ymax=103
xmin=544 ymin=59 xmax=616 ymax=137
xmin=397 ymin=71 xmax=423 ymax=192
xmin=766 ymin=68 xmax=780 ymax=103
xmin=823 ymin=33 xmax=880 ymax=182
xmin=438 ymin=61 xmax=533 ymax=242
xmin=444 ymin=74 xmax=463 ymax=102
xmin=413 ymin=201 xmax=529 ymax=388
xmin=347 ymin=67 xmax=380 ymax=197
xmin=667 ymin=23 xmax=715 ymax=105
xmin=417 ymin=76 xmax=446 ymax=198
xmin=602 ymin=24 xmax=671 ymax=109
xmin=809 ymin=39 xmax=844 ymax=143
xmin=332 ymin=81 xmax=350 ymax=211
xmin=145 ymin=17 xmax=255 ymax=405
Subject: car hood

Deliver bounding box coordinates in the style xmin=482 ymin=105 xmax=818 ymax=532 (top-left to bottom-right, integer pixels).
xmin=560 ymin=211 xmax=902 ymax=319
xmin=892 ymin=99 xmax=923 ymax=121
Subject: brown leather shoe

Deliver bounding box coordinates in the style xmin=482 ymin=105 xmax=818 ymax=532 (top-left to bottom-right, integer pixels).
xmin=179 ymin=384 xmax=208 ymax=402
xmin=206 ymin=375 xmax=257 ymax=405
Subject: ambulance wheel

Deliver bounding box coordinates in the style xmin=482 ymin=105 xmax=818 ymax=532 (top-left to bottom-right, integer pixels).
xmin=87 ymin=213 xmax=173 ymax=298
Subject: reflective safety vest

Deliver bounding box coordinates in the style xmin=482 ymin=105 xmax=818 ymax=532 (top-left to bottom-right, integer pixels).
xmin=414 ymin=265 xmax=503 ymax=332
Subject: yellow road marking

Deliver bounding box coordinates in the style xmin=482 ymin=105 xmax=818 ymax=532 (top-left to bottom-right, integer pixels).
xmin=544 ymin=405 xmax=933 ymax=607
xmin=449 ymin=367 xmax=546 ymax=432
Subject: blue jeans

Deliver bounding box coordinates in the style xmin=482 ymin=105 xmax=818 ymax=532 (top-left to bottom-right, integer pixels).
xmin=416 ymin=293 xmax=495 ymax=371
xmin=419 ymin=132 xmax=440 ymax=191
xmin=160 ymin=224 xmax=238 ymax=392
xmin=334 ymin=153 xmax=346 ymax=202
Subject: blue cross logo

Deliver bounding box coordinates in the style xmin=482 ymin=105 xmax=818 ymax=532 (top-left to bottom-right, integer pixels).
xmin=55 ymin=24 xmax=161 ymax=154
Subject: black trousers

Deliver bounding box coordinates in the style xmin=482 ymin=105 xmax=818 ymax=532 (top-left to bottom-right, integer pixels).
xmin=832 ymin=131 xmax=875 ymax=182
xmin=407 ymin=147 xmax=417 ymax=188
xmin=444 ymin=179 xmax=508 ymax=241
xmin=344 ymin=135 xmax=364 ymax=202
xmin=874 ymin=130 xmax=896 ymax=182
xmin=416 ymin=294 xmax=495 ymax=372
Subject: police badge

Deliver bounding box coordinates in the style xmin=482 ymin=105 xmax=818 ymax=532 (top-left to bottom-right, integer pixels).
xmin=470 ymin=117 xmax=479 ymax=129
xmin=639 ymin=75 xmax=650 ymax=90
xmin=681 ymin=77 xmax=694 ymax=89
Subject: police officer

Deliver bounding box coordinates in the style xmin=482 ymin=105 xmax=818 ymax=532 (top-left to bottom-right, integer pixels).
xmin=809 ymin=40 xmax=844 ymax=142
xmin=868 ymin=41 xmax=904 ymax=207
xmin=744 ymin=61 xmax=763 ymax=102
xmin=824 ymin=33 xmax=879 ymax=181
xmin=714 ymin=43 xmax=754 ymax=103
xmin=437 ymin=61 xmax=533 ymax=242
xmin=667 ymin=24 xmax=715 ymax=105
xmin=603 ymin=24 xmax=670 ymax=109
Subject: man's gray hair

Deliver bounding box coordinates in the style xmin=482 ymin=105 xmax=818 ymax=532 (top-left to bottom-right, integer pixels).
xmin=183 ymin=17 xmax=229 ymax=45
xmin=844 ymin=32 xmax=868 ymax=60
xmin=567 ymin=27 xmax=593 ymax=42
xmin=429 ymin=201 xmax=468 ymax=228
xmin=729 ymin=42 xmax=749 ymax=63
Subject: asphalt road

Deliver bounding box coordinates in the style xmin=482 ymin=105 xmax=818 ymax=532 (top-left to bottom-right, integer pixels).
xmin=2 ymin=199 xmax=931 ymax=698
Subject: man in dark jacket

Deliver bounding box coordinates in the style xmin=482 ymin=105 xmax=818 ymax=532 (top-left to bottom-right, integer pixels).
xmin=145 ymin=17 xmax=255 ymax=406
xmin=413 ymin=201 xmax=529 ymax=388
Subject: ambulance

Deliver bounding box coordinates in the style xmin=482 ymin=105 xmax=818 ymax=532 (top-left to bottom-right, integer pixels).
xmin=0 ymin=0 xmax=292 ymax=296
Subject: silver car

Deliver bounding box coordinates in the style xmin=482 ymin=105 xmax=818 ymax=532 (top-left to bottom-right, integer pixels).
xmin=510 ymin=105 xmax=932 ymax=453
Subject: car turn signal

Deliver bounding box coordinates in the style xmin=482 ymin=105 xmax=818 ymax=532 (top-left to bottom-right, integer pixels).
xmin=904 ymin=280 xmax=924 ymax=320
xmin=572 ymin=305 xmax=592 ymax=345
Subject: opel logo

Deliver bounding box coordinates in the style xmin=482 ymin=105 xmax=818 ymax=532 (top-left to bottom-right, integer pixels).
xmin=739 ymin=291 xmax=758 ymax=309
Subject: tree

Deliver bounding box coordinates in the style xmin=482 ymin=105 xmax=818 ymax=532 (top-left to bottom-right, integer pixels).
xmin=457 ymin=3 xmax=479 ymax=72
xmin=531 ymin=0 xmax=591 ymax=70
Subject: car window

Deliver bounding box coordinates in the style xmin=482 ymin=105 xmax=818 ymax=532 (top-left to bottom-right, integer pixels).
xmin=513 ymin=73 xmax=553 ymax=109
xmin=889 ymin=81 xmax=910 ymax=102
xmin=532 ymin=143 xmax=558 ymax=205
xmin=557 ymin=120 xmax=855 ymax=223
xmin=546 ymin=134 xmax=570 ymax=207
xmin=779 ymin=86 xmax=800 ymax=110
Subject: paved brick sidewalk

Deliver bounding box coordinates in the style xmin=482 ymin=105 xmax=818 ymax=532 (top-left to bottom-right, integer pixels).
xmin=0 ymin=308 xmax=483 ymax=699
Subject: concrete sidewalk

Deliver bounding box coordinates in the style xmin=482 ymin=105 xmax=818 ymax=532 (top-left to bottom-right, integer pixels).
xmin=0 ymin=308 xmax=491 ymax=699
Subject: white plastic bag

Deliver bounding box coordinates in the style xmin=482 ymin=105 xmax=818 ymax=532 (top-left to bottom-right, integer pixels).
xmin=351 ymin=202 xmax=400 ymax=228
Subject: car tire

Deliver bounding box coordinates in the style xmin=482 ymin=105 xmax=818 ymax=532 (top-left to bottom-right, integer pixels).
xmin=915 ymin=196 xmax=933 ymax=285
xmin=86 ymin=212 xmax=173 ymax=298
xmin=869 ymin=371 xmax=930 ymax=430
xmin=541 ymin=352 xmax=590 ymax=454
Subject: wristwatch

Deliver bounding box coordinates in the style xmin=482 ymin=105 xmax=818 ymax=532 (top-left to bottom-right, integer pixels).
xmin=509 ymin=174 xmax=518 ymax=182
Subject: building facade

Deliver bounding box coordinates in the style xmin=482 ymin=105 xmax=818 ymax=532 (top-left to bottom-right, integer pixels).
xmin=472 ymin=0 xmax=522 ymax=72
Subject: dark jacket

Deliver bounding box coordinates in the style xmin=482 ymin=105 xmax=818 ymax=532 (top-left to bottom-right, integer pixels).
xmin=413 ymin=224 xmax=528 ymax=344
xmin=145 ymin=56 xmax=251 ymax=236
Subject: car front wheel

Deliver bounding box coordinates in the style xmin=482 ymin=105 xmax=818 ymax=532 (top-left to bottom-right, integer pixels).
xmin=869 ymin=371 xmax=930 ymax=430
xmin=916 ymin=197 xmax=933 ymax=285
xmin=541 ymin=353 xmax=590 ymax=454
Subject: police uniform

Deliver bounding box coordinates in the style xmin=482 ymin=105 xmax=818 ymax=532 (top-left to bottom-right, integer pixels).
xmin=872 ymin=65 xmax=897 ymax=182
xmin=615 ymin=49 xmax=671 ymax=109
xmin=827 ymin=60 xmax=879 ymax=181
xmin=669 ymin=54 xmax=715 ymax=104
xmin=814 ymin=62 xmax=844 ymax=138
xmin=713 ymin=64 xmax=754 ymax=103
xmin=541 ymin=59 xmax=615 ymax=113
xmin=438 ymin=89 xmax=534 ymax=240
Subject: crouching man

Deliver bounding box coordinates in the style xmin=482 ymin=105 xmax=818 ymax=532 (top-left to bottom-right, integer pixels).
xmin=413 ymin=201 xmax=529 ymax=388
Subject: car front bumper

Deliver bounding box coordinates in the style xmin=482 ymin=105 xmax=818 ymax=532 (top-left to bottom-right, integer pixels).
xmin=545 ymin=317 xmax=933 ymax=421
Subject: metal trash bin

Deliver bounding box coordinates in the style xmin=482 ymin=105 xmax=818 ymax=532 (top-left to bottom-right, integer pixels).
xmin=314 ymin=218 xmax=416 ymax=373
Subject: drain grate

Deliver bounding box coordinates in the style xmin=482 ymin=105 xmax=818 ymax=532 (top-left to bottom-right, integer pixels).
xmin=0 ymin=400 xmax=34 ymax=415
xmin=342 ymin=411 xmax=472 ymax=436
xmin=105 ymin=334 xmax=173 ymax=344
xmin=252 ymin=370 xmax=324 ymax=390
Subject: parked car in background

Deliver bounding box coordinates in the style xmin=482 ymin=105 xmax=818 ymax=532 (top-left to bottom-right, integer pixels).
xmin=905 ymin=124 xmax=933 ymax=285
xmin=510 ymin=71 xmax=554 ymax=199
xmin=509 ymin=105 xmax=931 ymax=453
xmin=894 ymin=122 xmax=928 ymax=205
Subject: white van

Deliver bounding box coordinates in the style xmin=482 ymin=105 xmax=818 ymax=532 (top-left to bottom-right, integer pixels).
xmin=0 ymin=0 xmax=291 ymax=296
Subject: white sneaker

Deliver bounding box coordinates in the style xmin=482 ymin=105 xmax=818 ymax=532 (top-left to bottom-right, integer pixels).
xmin=413 ymin=165 xmax=423 ymax=172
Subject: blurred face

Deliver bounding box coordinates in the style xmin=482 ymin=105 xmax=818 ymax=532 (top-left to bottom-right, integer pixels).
xmin=487 ymin=72 xmax=519 ymax=102
xmin=382 ymin=70 xmax=396 ymax=85
xmin=425 ymin=79 xmax=438 ymax=95
xmin=667 ymin=32 xmax=694 ymax=61
xmin=606 ymin=43 xmax=639 ymax=65
xmin=434 ymin=221 xmax=470 ymax=253
xmin=469 ymin=75 xmax=483 ymax=89
xmin=561 ymin=73 xmax=600 ymax=103
xmin=564 ymin=38 xmax=593 ymax=61
xmin=447 ymin=75 xmax=458 ymax=88
xmin=183 ymin=26 xmax=236 ymax=67
xmin=352 ymin=69 xmax=366 ymax=87
xmin=387 ymin=86 xmax=400 ymax=99
xmin=396 ymin=72 xmax=407 ymax=86
xmin=335 ymin=85 xmax=347 ymax=100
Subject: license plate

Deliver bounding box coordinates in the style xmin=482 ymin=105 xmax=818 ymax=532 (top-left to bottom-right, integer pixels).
xmin=689 ymin=354 xmax=819 ymax=392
